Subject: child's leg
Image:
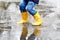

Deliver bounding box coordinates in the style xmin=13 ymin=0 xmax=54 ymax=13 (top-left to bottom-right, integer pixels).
xmin=19 ymin=0 xmax=27 ymax=12
xmin=26 ymin=1 xmax=43 ymax=26
xmin=17 ymin=0 xmax=28 ymax=24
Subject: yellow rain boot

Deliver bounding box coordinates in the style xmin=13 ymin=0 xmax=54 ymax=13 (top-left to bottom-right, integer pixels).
xmin=33 ymin=27 xmax=41 ymax=36
xmin=20 ymin=26 xmax=28 ymax=40
xmin=22 ymin=26 xmax=28 ymax=36
xmin=32 ymin=12 xmax=43 ymax=26
xmin=28 ymin=27 xmax=41 ymax=40
xmin=17 ymin=12 xmax=28 ymax=24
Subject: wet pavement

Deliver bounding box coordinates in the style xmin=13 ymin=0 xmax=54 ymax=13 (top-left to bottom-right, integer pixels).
xmin=0 ymin=0 xmax=60 ymax=40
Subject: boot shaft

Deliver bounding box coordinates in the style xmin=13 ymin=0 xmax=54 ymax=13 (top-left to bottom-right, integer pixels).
xmin=21 ymin=12 xmax=28 ymax=20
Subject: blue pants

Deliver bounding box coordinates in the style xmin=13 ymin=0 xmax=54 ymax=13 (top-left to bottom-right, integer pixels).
xmin=19 ymin=0 xmax=37 ymax=15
